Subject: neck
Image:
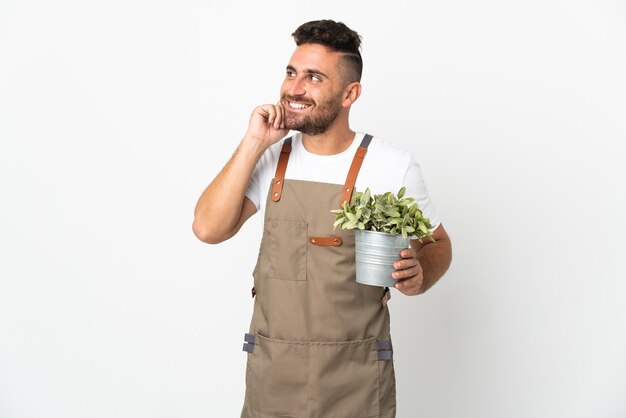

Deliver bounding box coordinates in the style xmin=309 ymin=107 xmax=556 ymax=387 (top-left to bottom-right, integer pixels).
xmin=301 ymin=117 xmax=355 ymax=156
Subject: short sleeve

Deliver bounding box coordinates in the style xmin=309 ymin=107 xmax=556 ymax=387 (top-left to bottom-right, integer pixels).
xmin=244 ymin=139 xmax=284 ymax=213
xmin=402 ymin=157 xmax=441 ymax=231
xmin=245 ymin=162 xmax=262 ymax=211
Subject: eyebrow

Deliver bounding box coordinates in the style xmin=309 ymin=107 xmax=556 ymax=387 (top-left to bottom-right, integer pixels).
xmin=286 ymin=65 xmax=329 ymax=80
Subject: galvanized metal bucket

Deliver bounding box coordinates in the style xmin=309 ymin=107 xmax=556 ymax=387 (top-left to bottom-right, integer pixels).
xmin=354 ymin=229 xmax=410 ymax=287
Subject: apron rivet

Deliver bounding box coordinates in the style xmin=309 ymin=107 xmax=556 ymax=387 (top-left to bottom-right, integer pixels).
xmin=345 ymin=188 xmax=350 ymax=192
xmin=276 ymin=180 xmax=281 ymax=185
xmin=273 ymin=192 xmax=279 ymax=197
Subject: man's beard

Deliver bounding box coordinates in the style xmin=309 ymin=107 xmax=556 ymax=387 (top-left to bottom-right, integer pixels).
xmin=282 ymin=94 xmax=342 ymax=135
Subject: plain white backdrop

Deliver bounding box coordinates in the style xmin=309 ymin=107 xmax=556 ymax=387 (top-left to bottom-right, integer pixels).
xmin=1 ymin=1 xmax=625 ymax=417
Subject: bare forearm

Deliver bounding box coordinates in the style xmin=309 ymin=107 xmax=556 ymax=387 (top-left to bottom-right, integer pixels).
xmin=193 ymin=103 xmax=288 ymax=243
xmin=414 ymin=236 xmax=452 ymax=293
xmin=192 ymin=137 xmax=264 ymax=243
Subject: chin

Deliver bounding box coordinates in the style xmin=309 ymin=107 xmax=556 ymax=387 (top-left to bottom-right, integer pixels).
xmin=284 ymin=117 xmax=303 ymax=131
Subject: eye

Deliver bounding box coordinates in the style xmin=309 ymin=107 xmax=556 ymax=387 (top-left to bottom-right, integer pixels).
xmin=286 ymin=69 xmax=296 ymax=78
xmin=309 ymin=74 xmax=322 ymax=83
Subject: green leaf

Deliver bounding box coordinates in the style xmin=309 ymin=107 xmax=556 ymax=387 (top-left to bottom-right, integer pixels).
xmin=360 ymin=188 xmax=371 ymax=206
xmin=345 ymin=219 xmax=358 ymax=229
xmin=330 ymin=183 xmax=432 ymax=237
xmin=385 ymin=209 xmax=401 ymax=218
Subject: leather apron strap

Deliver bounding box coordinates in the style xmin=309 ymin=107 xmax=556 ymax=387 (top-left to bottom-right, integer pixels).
xmin=271 ymin=134 xmax=373 ymax=206
xmin=340 ymin=134 xmax=373 ymax=206
xmin=271 ymin=137 xmax=292 ymax=202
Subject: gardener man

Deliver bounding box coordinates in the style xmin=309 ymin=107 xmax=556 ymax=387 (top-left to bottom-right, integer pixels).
xmin=192 ymin=19 xmax=452 ymax=418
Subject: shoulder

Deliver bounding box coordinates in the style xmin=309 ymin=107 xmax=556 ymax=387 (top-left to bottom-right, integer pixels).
xmin=355 ymin=133 xmax=414 ymax=194
xmin=364 ymin=134 xmax=415 ymax=170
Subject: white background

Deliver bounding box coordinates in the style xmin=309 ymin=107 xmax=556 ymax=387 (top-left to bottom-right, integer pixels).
xmin=1 ymin=0 xmax=625 ymax=417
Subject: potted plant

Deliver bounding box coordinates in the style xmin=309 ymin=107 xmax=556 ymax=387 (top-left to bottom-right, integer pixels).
xmin=331 ymin=187 xmax=435 ymax=287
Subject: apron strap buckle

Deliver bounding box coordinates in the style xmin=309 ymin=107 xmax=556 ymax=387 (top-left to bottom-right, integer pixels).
xmin=242 ymin=333 xmax=256 ymax=353
xmin=377 ymin=339 xmax=393 ymax=361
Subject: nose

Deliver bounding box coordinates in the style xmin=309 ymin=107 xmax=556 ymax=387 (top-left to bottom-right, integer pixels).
xmin=286 ymin=76 xmax=306 ymax=97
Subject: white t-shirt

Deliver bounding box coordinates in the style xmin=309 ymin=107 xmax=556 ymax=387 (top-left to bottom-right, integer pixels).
xmin=245 ymin=132 xmax=441 ymax=230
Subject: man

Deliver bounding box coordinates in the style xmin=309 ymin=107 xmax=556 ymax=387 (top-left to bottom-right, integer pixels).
xmin=193 ymin=19 xmax=451 ymax=418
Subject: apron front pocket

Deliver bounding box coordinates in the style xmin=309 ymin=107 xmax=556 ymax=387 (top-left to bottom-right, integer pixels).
xmin=268 ymin=220 xmax=307 ymax=281
xmin=309 ymin=337 xmax=379 ymax=418
xmin=246 ymin=333 xmax=308 ymax=417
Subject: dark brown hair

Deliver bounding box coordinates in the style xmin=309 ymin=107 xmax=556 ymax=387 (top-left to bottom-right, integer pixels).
xmin=292 ymin=20 xmax=363 ymax=83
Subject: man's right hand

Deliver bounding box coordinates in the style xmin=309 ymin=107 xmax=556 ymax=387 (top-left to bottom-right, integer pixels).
xmin=244 ymin=103 xmax=290 ymax=154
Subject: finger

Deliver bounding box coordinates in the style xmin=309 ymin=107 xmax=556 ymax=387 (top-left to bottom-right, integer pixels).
xmin=276 ymin=102 xmax=286 ymax=129
xmin=273 ymin=104 xmax=284 ymax=130
xmin=400 ymin=248 xmax=416 ymax=259
xmin=395 ymin=276 xmax=422 ymax=295
xmin=253 ymin=105 xmax=269 ymax=120
xmin=265 ymin=105 xmax=277 ymax=125
xmin=392 ymin=265 xmax=420 ymax=280
xmin=393 ymin=257 xmax=418 ymax=271
xmin=395 ymin=279 xmax=418 ymax=295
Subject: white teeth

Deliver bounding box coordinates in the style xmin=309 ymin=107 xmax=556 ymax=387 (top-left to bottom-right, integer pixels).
xmin=289 ymin=102 xmax=310 ymax=109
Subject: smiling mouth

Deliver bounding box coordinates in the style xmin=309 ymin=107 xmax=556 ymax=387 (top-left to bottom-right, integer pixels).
xmin=287 ymin=101 xmax=313 ymax=110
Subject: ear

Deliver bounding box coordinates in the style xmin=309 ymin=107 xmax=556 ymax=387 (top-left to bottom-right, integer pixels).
xmin=342 ymin=82 xmax=362 ymax=108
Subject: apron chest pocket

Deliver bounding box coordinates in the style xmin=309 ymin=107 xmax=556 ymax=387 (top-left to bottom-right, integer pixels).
xmin=268 ymin=220 xmax=307 ymax=281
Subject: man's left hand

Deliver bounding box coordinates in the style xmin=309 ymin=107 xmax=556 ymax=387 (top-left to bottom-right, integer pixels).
xmin=392 ymin=247 xmax=424 ymax=296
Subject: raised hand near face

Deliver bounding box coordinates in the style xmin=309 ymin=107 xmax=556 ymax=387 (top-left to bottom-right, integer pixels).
xmin=244 ymin=102 xmax=290 ymax=153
